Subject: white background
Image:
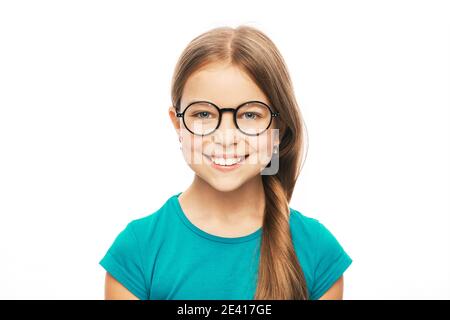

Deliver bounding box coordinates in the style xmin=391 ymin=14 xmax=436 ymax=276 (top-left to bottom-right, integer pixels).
xmin=0 ymin=0 xmax=449 ymax=300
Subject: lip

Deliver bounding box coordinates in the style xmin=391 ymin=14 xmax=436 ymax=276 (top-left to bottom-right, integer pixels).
xmin=203 ymin=154 xmax=249 ymax=172
xmin=206 ymin=153 xmax=247 ymax=159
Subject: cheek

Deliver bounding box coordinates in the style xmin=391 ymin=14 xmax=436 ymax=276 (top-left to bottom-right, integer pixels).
xmin=180 ymin=134 xmax=204 ymax=165
xmin=247 ymin=135 xmax=275 ymax=165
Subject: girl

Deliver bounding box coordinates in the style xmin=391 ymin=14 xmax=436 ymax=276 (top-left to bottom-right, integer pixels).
xmin=99 ymin=25 xmax=352 ymax=300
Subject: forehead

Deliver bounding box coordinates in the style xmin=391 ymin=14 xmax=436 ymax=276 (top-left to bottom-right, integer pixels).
xmin=181 ymin=62 xmax=270 ymax=108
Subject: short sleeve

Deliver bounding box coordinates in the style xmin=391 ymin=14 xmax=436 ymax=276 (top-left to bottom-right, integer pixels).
xmin=309 ymin=222 xmax=353 ymax=300
xmin=99 ymin=222 xmax=148 ymax=300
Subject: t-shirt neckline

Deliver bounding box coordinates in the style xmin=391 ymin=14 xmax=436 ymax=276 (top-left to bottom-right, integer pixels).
xmin=171 ymin=192 xmax=263 ymax=244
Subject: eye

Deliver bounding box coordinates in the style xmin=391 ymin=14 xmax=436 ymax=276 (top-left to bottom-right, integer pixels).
xmin=242 ymin=112 xmax=261 ymax=120
xmin=193 ymin=111 xmax=211 ymax=119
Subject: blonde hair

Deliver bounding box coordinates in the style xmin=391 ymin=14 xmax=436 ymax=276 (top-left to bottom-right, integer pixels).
xmin=170 ymin=25 xmax=309 ymax=299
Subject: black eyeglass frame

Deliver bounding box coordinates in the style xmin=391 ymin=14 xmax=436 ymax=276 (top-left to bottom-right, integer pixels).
xmin=176 ymin=100 xmax=280 ymax=136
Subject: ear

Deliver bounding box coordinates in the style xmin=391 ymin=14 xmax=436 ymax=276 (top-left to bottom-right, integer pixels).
xmin=168 ymin=106 xmax=181 ymax=137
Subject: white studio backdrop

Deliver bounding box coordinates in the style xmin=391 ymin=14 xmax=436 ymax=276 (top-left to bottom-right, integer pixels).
xmin=0 ymin=0 xmax=449 ymax=300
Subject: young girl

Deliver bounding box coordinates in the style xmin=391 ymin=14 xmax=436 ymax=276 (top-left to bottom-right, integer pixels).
xmin=99 ymin=25 xmax=352 ymax=300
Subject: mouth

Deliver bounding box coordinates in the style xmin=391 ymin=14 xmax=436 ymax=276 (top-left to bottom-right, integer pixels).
xmin=202 ymin=153 xmax=249 ymax=170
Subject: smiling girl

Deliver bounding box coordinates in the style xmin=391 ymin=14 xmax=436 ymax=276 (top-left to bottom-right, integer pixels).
xmin=99 ymin=25 xmax=352 ymax=300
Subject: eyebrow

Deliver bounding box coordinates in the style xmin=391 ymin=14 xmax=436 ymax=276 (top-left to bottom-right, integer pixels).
xmin=185 ymin=99 xmax=269 ymax=107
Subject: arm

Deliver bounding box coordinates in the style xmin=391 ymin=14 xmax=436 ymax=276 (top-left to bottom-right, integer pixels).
xmin=318 ymin=275 xmax=344 ymax=300
xmin=104 ymin=272 xmax=140 ymax=300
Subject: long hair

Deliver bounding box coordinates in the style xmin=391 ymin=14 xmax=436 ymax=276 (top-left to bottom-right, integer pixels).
xmin=170 ymin=25 xmax=309 ymax=299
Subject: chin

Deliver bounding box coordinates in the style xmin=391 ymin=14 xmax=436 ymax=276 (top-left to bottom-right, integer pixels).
xmin=198 ymin=173 xmax=248 ymax=193
xmin=211 ymin=176 xmax=246 ymax=192
xmin=209 ymin=182 xmax=243 ymax=193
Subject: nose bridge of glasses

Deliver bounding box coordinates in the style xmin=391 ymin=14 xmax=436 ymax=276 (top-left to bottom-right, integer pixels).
xmin=216 ymin=108 xmax=237 ymax=130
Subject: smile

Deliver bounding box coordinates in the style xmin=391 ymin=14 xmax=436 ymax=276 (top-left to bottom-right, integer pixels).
xmin=202 ymin=154 xmax=249 ymax=170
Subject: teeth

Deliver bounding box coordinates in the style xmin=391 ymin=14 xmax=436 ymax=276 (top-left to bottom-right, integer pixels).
xmin=211 ymin=157 xmax=242 ymax=166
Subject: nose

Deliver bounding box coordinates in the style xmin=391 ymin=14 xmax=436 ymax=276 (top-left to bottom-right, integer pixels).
xmin=213 ymin=112 xmax=238 ymax=146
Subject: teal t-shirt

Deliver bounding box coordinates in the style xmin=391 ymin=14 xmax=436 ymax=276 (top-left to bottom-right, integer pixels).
xmin=99 ymin=192 xmax=353 ymax=300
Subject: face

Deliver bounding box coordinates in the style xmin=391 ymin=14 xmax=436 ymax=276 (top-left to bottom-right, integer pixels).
xmin=169 ymin=62 xmax=279 ymax=192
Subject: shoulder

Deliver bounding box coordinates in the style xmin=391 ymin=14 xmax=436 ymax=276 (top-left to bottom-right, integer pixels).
xmin=289 ymin=207 xmax=324 ymax=241
xmin=125 ymin=193 xmax=178 ymax=242
xmin=289 ymin=207 xmax=345 ymax=244
xmin=288 ymin=207 xmax=337 ymax=262
xmin=289 ymin=207 xmax=350 ymax=258
xmin=100 ymin=194 xmax=181 ymax=300
xmin=289 ymin=207 xmax=353 ymax=300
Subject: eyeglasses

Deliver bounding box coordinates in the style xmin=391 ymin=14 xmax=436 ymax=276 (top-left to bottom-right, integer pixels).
xmin=176 ymin=100 xmax=280 ymax=136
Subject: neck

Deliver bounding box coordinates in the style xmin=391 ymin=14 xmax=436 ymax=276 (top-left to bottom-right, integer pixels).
xmin=179 ymin=174 xmax=265 ymax=224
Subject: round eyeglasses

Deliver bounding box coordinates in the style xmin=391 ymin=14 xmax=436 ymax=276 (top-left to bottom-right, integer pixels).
xmin=176 ymin=100 xmax=280 ymax=136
